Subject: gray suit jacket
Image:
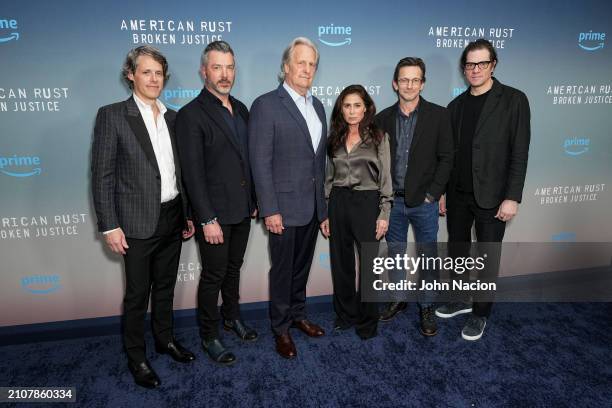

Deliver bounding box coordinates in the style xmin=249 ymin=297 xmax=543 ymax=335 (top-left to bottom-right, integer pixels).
xmin=91 ymin=97 xmax=187 ymax=239
xmin=249 ymin=85 xmax=328 ymax=226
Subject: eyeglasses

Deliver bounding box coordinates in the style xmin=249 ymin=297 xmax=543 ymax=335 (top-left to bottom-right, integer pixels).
xmin=464 ymin=61 xmax=492 ymax=71
xmin=397 ymin=78 xmax=423 ymax=86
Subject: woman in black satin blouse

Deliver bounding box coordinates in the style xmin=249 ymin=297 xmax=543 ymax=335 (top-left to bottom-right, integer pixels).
xmin=320 ymin=84 xmax=393 ymax=339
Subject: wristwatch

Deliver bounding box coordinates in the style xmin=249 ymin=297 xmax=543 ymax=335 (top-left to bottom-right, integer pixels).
xmin=202 ymin=217 xmax=218 ymax=226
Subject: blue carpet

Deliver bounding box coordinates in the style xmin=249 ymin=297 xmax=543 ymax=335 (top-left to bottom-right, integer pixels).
xmin=1 ymin=303 xmax=611 ymax=407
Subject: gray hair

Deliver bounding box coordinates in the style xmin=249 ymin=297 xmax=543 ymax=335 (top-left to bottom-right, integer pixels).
xmin=201 ymin=40 xmax=235 ymax=67
xmin=277 ymin=37 xmax=319 ymax=83
xmin=121 ymin=45 xmax=170 ymax=89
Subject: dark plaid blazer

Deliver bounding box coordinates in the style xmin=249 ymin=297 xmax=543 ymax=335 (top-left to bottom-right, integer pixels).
xmin=91 ymin=97 xmax=188 ymax=239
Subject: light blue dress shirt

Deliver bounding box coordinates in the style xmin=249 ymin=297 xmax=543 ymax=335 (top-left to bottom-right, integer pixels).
xmin=283 ymin=82 xmax=322 ymax=151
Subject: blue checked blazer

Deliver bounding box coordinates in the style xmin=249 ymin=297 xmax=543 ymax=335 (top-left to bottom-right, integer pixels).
xmin=248 ymin=85 xmax=328 ymax=226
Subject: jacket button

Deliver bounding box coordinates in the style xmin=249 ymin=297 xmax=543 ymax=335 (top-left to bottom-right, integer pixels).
xmin=156 ymin=175 xmax=161 ymax=180
xmin=311 ymin=178 xmax=315 ymax=183
xmin=240 ymin=180 xmax=246 ymax=186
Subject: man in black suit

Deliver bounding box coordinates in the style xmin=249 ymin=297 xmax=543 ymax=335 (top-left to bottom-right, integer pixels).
xmin=91 ymin=46 xmax=196 ymax=389
xmin=249 ymin=37 xmax=328 ymax=359
xmin=375 ymin=57 xmax=454 ymax=336
xmin=436 ymin=39 xmax=530 ymax=341
xmin=175 ymin=41 xmax=257 ymax=365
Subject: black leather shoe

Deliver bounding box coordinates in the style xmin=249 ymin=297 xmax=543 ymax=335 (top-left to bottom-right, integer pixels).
xmin=202 ymin=338 xmax=236 ymax=365
xmin=128 ymin=360 xmax=161 ymax=389
xmin=333 ymin=318 xmax=353 ymax=331
xmin=419 ymin=305 xmax=438 ymax=337
xmin=223 ymin=319 xmax=258 ymax=341
xmin=356 ymin=329 xmax=378 ymax=340
xmin=379 ymin=302 xmax=408 ymax=322
xmin=155 ymin=339 xmax=196 ymax=363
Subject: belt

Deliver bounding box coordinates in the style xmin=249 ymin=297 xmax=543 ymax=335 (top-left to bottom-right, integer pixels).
xmin=160 ymin=195 xmax=181 ymax=209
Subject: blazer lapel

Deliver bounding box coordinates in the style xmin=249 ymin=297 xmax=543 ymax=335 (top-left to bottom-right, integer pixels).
xmin=125 ymin=97 xmax=160 ymax=174
xmin=313 ymin=98 xmax=327 ymax=156
xmin=198 ymin=90 xmax=244 ymax=158
xmin=409 ymin=98 xmax=429 ymax=155
xmin=278 ymin=85 xmax=315 ymax=154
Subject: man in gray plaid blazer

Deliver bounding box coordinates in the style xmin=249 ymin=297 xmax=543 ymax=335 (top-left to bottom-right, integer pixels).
xmin=91 ymin=46 xmax=195 ymax=389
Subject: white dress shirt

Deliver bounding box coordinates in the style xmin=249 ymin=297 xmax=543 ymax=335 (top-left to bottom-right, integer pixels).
xmin=133 ymin=93 xmax=179 ymax=203
xmin=283 ymin=82 xmax=322 ymax=151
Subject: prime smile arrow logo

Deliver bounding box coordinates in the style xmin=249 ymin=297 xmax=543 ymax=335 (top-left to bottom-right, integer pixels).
xmin=578 ymin=31 xmax=606 ymax=52
xmin=0 ymin=18 xmax=19 ymax=43
xmin=318 ymin=37 xmax=351 ymax=47
xmin=317 ymin=24 xmax=352 ymax=47
xmin=0 ymin=167 xmax=41 ymax=177
xmin=0 ymin=32 xmax=18 ymax=43
xmin=578 ymin=42 xmax=604 ymax=51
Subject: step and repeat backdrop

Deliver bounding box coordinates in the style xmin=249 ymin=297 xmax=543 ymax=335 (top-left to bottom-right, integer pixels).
xmin=1 ymin=0 xmax=611 ymax=327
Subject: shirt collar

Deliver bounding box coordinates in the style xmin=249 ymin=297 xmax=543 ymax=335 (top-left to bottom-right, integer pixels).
xmin=133 ymin=93 xmax=167 ymax=115
xmin=203 ymin=86 xmax=234 ymax=109
xmin=397 ymin=99 xmax=419 ymax=119
xmin=283 ymin=82 xmax=312 ymax=104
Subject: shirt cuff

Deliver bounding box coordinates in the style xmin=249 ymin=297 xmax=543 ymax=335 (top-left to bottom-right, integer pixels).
xmin=103 ymin=227 xmax=120 ymax=235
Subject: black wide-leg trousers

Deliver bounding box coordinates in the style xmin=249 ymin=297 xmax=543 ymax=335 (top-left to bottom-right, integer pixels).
xmin=328 ymin=187 xmax=380 ymax=338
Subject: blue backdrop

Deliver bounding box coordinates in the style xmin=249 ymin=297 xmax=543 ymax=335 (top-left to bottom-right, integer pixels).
xmin=1 ymin=0 xmax=611 ymax=328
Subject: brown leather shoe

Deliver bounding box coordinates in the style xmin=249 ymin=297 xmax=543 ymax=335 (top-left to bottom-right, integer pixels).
xmin=275 ymin=333 xmax=297 ymax=359
xmin=292 ymin=319 xmax=325 ymax=337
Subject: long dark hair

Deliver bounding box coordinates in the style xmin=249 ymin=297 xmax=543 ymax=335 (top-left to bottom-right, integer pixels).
xmin=327 ymin=84 xmax=383 ymax=157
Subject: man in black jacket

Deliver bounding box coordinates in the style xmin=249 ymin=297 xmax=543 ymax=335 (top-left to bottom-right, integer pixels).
xmin=175 ymin=41 xmax=258 ymax=365
xmin=92 ymin=46 xmax=196 ymax=389
xmin=375 ymin=57 xmax=453 ymax=336
xmin=437 ymin=39 xmax=531 ymax=341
